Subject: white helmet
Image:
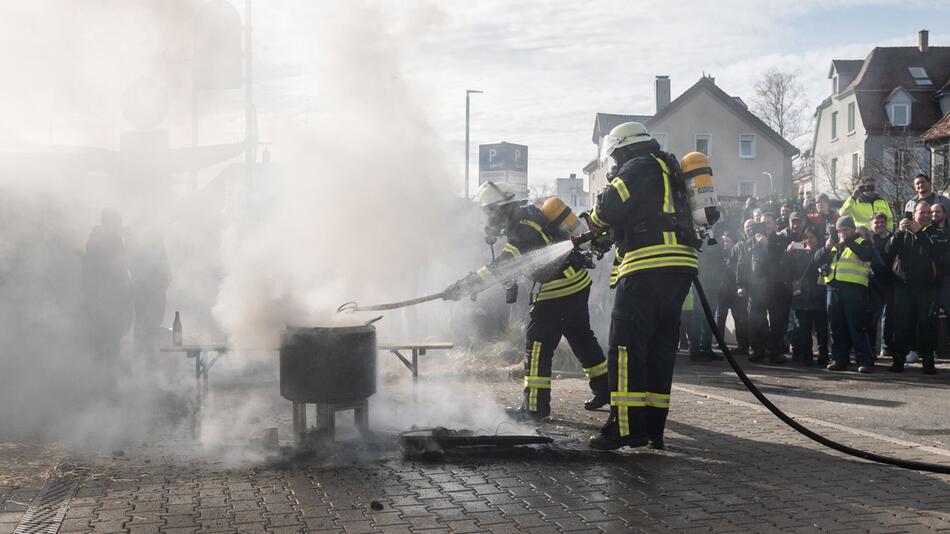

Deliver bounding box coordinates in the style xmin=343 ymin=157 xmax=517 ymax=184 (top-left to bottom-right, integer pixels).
xmin=600 ymin=121 xmax=652 ymax=163
xmin=476 ymin=181 xmax=520 ymax=208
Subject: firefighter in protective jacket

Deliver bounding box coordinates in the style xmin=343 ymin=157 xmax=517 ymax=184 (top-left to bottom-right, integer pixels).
xmin=444 ymin=181 xmax=610 ymax=420
xmin=587 ymin=121 xmax=699 ymax=450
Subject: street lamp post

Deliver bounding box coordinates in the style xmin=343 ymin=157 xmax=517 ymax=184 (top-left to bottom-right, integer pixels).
xmin=465 ymin=89 xmax=483 ymax=199
xmin=762 ymin=171 xmax=774 ymax=197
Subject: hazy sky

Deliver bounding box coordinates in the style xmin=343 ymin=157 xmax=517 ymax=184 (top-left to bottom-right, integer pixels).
xmin=247 ymin=0 xmax=950 ymax=196
xmin=2 ymin=1 xmax=948 ymax=197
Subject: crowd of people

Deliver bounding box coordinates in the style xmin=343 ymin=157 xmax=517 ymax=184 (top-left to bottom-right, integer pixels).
xmin=689 ymin=173 xmax=948 ymax=375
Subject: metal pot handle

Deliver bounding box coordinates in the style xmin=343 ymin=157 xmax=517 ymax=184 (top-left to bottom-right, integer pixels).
xmin=364 ymin=316 xmax=384 ymax=326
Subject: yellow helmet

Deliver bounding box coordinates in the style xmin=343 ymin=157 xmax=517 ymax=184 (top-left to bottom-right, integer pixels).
xmin=600 ymin=121 xmax=651 ymax=162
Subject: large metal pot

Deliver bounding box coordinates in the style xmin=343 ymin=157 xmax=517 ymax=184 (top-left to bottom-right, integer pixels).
xmin=279 ymin=324 xmax=377 ymax=404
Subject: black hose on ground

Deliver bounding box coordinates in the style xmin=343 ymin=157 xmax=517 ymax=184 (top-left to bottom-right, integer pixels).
xmin=692 ymin=276 xmax=950 ymax=475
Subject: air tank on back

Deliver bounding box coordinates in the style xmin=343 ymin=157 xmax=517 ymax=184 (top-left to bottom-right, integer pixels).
xmin=541 ymin=196 xmax=589 ymax=247
xmin=680 ymin=151 xmax=720 ymax=228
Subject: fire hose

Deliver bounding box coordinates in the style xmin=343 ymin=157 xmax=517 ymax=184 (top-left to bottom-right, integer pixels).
xmin=337 ymin=234 xmax=950 ymax=473
xmin=692 ymin=276 xmax=950 ymax=475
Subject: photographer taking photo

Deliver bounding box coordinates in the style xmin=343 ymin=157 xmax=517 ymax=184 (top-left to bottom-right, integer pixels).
xmin=838 ymin=177 xmax=895 ymax=232
xmin=817 ymin=216 xmax=875 ymax=373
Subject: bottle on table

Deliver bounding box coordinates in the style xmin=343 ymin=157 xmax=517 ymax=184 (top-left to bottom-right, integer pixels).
xmin=173 ymin=311 xmax=182 ymax=346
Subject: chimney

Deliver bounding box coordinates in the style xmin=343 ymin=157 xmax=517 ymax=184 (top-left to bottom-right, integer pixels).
xmin=655 ymin=75 xmax=671 ymax=114
xmin=919 ymin=29 xmax=929 ymax=53
xmin=569 ymin=173 xmax=576 ymax=179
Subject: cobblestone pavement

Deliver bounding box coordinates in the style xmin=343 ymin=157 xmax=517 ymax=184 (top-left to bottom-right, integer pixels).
xmin=3 ymin=361 xmax=950 ymax=534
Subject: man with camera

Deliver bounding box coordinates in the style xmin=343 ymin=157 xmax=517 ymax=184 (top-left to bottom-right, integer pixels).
xmin=839 ymin=178 xmax=895 ymax=232
xmin=737 ymin=212 xmax=789 ymax=364
xmin=885 ymin=201 xmax=943 ymax=374
xmin=817 ymin=216 xmax=875 ymax=373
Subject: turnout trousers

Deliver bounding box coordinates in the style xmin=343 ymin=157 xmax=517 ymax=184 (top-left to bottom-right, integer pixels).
xmin=523 ymin=286 xmax=608 ymax=416
xmin=603 ymin=272 xmax=692 ymax=439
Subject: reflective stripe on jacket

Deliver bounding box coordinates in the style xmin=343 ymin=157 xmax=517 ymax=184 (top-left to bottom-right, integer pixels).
xmin=591 ymin=147 xmax=698 ymax=285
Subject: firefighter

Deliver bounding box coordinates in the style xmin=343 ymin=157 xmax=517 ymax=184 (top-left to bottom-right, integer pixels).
xmin=443 ymin=181 xmax=610 ymax=420
xmin=586 ymin=122 xmax=698 ymax=450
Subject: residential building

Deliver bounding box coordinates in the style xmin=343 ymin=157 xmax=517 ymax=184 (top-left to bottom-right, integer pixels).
xmin=584 ymin=75 xmax=798 ymax=206
xmin=556 ymin=173 xmax=590 ymax=213
xmin=812 ymin=30 xmax=950 ymax=203
xmin=921 ymin=81 xmax=950 ymax=187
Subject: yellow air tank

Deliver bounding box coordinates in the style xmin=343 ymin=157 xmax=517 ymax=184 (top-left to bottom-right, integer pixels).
xmin=680 ymin=152 xmax=720 ymax=227
xmin=541 ymin=197 xmax=588 ymax=247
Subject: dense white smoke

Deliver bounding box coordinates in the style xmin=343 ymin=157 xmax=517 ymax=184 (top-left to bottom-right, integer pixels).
xmin=0 ymin=0 xmax=498 ymax=450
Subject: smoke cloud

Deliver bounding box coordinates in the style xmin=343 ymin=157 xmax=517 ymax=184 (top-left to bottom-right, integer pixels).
xmin=0 ymin=0 xmax=501 ymax=453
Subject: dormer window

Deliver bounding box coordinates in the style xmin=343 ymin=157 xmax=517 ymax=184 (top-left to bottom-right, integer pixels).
xmin=890 ymin=103 xmax=910 ymax=126
xmin=886 ymin=87 xmax=913 ymax=127
xmin=908 ymin=67 xmax=933 ymax=86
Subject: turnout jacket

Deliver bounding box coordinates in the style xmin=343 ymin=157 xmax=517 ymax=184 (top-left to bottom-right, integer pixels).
xmin=590 ymin=143 xmax=698 ymax=285
xmin=475 ymin=204 xmax=591 ymax=302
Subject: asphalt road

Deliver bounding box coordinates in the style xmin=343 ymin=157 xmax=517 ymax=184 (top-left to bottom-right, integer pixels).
xmin=673 ymin=353 xmax=950 ymax=449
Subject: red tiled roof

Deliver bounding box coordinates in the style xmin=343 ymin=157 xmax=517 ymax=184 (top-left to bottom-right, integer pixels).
xmin=844 ymin=46 xmax=950 ymax=134
xmin=922 ymin=112 xmax=950 ymax=141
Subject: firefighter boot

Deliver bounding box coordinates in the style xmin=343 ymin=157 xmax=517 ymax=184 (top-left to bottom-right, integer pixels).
xmin=588 ymin=412 xmax=649 ymax=450
xmin=583 ymin=374 xmax=609 ymax=411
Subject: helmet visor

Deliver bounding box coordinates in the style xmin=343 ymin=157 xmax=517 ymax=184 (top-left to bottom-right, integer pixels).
xmin=599 ymin=134 xmax=624 ymax=163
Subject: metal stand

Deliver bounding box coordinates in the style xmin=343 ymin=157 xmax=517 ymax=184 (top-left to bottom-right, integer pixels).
xmin=292 ymin=399 xmax=369 ymax=442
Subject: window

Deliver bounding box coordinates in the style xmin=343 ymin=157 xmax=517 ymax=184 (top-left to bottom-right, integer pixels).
xmin=890 ymin=103 xmax=910 ymax=126
xmin=831 ymin=158 xmax=838 ymax=181
xmin=831 ymin=111 xmax=838 ymax=139
xmin=852 ymin=153 xmax=860 ymax=177
xmin=908 ymin=67 xmax=933 ymax=86
xmin=832 ymin=75 xmax=839 ymax=95
xmin=652 ymin=133 xmax=668 ymax=151
xmin=847 ymin=103 xmax=855 ymax=133
xmin=695 ymin=134 xmax=711 ymax=156
xmin=739 ymin=134 xmax=755 ymax=159
xmin=738 ymin=181 xmax=755 ymax=197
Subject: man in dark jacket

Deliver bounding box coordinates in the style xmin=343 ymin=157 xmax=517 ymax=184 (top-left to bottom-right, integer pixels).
xmin=783 ymin=226 xmax=828 ymax=365
xmin=586 ymin=121 xmax=698 ymax=450
xmin=868 ymin=212 xmax=894 ymax=359
xmin=885 ymin=200 xmax=943 ymax=374
xmin=716 ymin=230 xmax=747 ymax=355
xmin=741 ymin=212 xmax=790 ymax=363
xmin=817 ymin=216 xmax=875 ymax=373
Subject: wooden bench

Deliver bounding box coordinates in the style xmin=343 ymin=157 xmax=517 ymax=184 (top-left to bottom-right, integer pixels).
xmin=378 ymin=342 xmax=454 ymax=382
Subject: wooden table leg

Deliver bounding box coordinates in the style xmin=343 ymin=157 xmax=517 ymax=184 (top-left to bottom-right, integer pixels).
xmin=354 ymin=399 xmax=369 ymax=435
xmin=316 ymin=403 xmax=335 ymax=441
xmin=412 ymin=349 xmax=419 ymax=383
xmin=292 ymin=402 xmax=307 ymax=440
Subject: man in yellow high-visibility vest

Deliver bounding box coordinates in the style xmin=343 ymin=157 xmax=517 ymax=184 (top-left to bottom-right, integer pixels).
xmin=816 ymin=215 xmax=875 ymax=373
xmin=838 ymin=177 xmax=895 ymax=232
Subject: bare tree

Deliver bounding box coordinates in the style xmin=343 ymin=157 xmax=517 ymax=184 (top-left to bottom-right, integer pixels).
xmin=752 ymin=69 xmax=810 ymax=147
xmin=814 ymin=154 xmax=854 ymax=200
xmin=528 ymin=182 xmax=554 ymax=203
xmin=862 ymin=125 xmax=929 ymax=211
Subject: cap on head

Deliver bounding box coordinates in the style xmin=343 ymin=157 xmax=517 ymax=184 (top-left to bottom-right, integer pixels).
xmin=599 ymin=121 xmax=652 ymax=162
xmin=817 ymin=193 xmax=830 ymax=202
xmin=789 ymin=211 xmax=803 ymax=221
xmin=476 ymin=181 xmax=520 ymax=209
xmin=836 ymin=215 xmax=856 ymax=230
